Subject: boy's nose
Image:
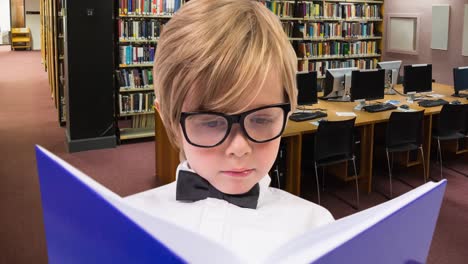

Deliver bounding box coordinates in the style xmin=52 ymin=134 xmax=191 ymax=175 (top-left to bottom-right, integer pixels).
xmin=225 ymin=125 xmax=252 ymax=158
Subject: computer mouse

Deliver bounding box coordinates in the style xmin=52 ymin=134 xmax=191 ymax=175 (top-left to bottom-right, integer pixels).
xmin=451 ymin=100 xmax=461 ymax=105
xmin=400 ymin=104 xmax=409 ymax=110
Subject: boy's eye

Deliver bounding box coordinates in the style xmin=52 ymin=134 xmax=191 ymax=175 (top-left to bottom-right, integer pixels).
xmin=190 ymin=115 xmax=227 ymax=129
xmin=251 ymin=117 xmax=272 ymax=125
xmin=202 ymin=120 xmax=224 ymax=128
xmin=248 ymin=115 xmax=275 ymax=125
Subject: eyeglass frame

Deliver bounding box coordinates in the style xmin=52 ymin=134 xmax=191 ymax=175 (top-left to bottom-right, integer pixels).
xmin=179 ymin=103 xmax=291 ymax=148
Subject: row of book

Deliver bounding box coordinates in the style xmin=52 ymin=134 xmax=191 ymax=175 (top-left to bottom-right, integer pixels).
xmin=116 ymin=69 xmax=154 ymax=89
xmin=118 ymin=114 xmax=155 ymax=130
xmin=298 ymin=58 xmax=379 ymax=77
xmin=342 ymin=3 xmax=380 ymax=19
xmin=119 ymin=45 xmax=156 ymax=65
xmin=262 ymin=1 xmax=381 ymax=19
xmin=341 ymin=22 xmax=375 ymax=38
xmin=119 ymin=92 xmax=156 ymax=114
xmin=284 ymin=22 xmax=376 ymax=39
xmin=118 ymin=0 xmax=183 ymax=16
xmin=118 ymin=19 xmax=165 ymax=40
xmin=131 ymin=114 xmax=155 ymax=129
xmin=295 ymin=40 xmax=378 ymax=58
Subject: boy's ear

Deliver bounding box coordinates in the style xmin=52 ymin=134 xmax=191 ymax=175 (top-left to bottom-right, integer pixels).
xmin=154 ymin=99 xmax=160 ymax=112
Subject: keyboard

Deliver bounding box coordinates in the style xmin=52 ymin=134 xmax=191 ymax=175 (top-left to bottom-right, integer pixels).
xmin=362 ymin=103 xmax=397 ymax=113
xmin=289 ymin=111 xmax=327 ymax=122
xmin=418 ymin=99 xmax=449 ymax=108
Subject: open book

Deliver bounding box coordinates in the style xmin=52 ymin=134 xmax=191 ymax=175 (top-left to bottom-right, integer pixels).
xmin=35 ymin=145 xmax=446 ymax=264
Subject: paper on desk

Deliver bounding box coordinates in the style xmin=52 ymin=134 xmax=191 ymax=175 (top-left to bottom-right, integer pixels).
xmin=385 ymin=100 xmax=400 ymax=105
xmin=426 ymin=94 xmax=445 ymax=98
xmin=310 ymin=121 xmax=320 ymax=126
xmin=336 ymin=112 xmax=357 ymax=117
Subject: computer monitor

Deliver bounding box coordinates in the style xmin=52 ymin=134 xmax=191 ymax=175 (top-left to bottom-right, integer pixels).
xmin=377 ymin=60 xmax=402 ymax=95
xmin=403 ymin=64 xmax=432 ymax=95
xmin=296 ymin=71 xmax=318 ymax=106
xmin=453 ymin=66 xmax=468 ymax=98
xmin=323 ymin=67 xmax=358 ymax=101
xmin=350 ymin=69 xmax=385 ymax=110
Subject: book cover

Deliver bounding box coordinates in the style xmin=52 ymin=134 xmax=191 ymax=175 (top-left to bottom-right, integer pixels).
xmin=36 ymin=146 xmax=446 ymax=264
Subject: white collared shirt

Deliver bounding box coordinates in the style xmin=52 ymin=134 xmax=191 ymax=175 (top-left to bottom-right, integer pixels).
xmin=124 ymin=162 xmax=334 ymax=261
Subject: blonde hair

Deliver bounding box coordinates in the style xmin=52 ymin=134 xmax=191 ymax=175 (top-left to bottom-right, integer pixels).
xmin=155 ymin=0 xmax=297 ymax=152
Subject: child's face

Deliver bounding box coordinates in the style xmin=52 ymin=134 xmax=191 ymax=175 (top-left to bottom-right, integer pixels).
xmin=180 ymin=71 xmax=286 ymax=194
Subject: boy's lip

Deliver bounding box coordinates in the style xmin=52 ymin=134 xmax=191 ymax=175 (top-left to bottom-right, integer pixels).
xmin=221 ymin=169 xmax=254 ymax=177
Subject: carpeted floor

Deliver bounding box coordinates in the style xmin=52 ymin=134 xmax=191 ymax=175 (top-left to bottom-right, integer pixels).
xmin=1 ymin=45 xmax=467 ymax=263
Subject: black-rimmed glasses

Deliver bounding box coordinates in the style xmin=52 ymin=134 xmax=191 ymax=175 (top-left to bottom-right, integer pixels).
xmin=180 ymin=103 xmax=291 ymax=148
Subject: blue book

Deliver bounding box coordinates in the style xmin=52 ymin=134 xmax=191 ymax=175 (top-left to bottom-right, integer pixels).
xmin=35 ymin=145 xmax=446 ymax=263
xmin=174 ymin=0 xmax=181 ymax=13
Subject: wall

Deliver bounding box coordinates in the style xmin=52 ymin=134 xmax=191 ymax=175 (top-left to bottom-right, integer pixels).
xmin=0 ymin=0 xmax=11 ymax=44
xmin=0 ymin=0 xmax=11 ymax=31
xmin=383 ymin=0 xmax=468 ymax=85
xmin=25 ymin=0 xmax=40 ymax=50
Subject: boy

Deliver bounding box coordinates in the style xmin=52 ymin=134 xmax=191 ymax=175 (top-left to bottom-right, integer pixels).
xmin=125 ymin=0 xmax=334 ymax=260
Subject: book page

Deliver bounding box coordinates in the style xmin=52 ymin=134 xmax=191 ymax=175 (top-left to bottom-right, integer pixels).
xmin=265 ymin=181 xmax=446 ymax=263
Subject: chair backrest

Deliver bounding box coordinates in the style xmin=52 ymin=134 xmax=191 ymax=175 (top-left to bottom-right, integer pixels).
xmin=465 ymin=104 xmax=468 ymax=135
xmin=314 ymin=118 xmax=356 ymax=162
xmin=386 ymin=111 xmax=425 ymax=148
xmin=437 ymin=104 xmax=467 ymax=137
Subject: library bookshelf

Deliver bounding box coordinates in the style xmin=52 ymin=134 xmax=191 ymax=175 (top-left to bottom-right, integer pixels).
xmin=261 ymin=0 xmax=385 ymax=79
xmin=41 ymin=0 xmax=66 ymax=126
xmin=115 ymin=1 xmax=186 ymax=141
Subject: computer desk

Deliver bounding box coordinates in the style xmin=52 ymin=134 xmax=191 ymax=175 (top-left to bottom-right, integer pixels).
xmin=155 ymin=83 xmax=465 ymax=196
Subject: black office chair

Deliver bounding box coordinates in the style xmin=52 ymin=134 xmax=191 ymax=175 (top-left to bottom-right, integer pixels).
xmin=313 ymin=118 xmax=359 ymax=209
xmin=465 ymin=104 xmax=468 ymax=137
xmin=432 ymin=104 xmax=467 ymax=180
xmin=385 ymin=111 xmax=426 ymax=198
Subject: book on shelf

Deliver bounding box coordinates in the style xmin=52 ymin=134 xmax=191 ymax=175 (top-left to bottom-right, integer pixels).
xmin=119 ymin=0 xmax=183 ymax=16
xmin=118 ymin=19 xmax=164 ymax=41
xmin=36 ymin=145 xmax=445 ymax=264
xmin=132 ymin=113 xmax=155 ymax=128
xmin=119 ymin=45 xmax=156 ymax=65
xmin=294 ymin=40 xmax=378 ymax=59
xmin=117 ymin=69 xmax=154 ymax=89
xmin=119 ymin=92 xmax=155 ymax=114
xmin=262 ymin=1 xmax=381 ymax=20
xmin=298 ymin=58 xmax=379 ymax=77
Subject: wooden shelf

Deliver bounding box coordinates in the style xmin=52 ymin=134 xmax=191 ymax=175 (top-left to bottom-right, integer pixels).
xmin=298 ymin=53 xmax=381 ymax=61
xmin=11 ymin=28 xmax=31 ymax=50
xmin=119 ymin=39 xmax=159 ymax=44
xmin=120 ymin=127 xmax=155 ymax=140
xmin=289 ymin=36 xmax=382 ymax=42
xmin=280 ymin=17 xmax=382 ymax=22
xmin=325 ymin=0 xmax=383 ymax=3
xmin=119 ymin=63 xmax=154 ymax=68
xmin=343 ymin=0 xmax=384 ymax=4
xmin=120 ymin=111 xmax=155 ymax=117
xmin=119 ymin=86 xmax=154 ymax=92
xmin=119 ymin=14 xmax=172 ymax=19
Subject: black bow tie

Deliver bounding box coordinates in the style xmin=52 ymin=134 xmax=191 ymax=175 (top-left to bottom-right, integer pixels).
xmin=176 ymin=170 xmax=260 ymax=209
